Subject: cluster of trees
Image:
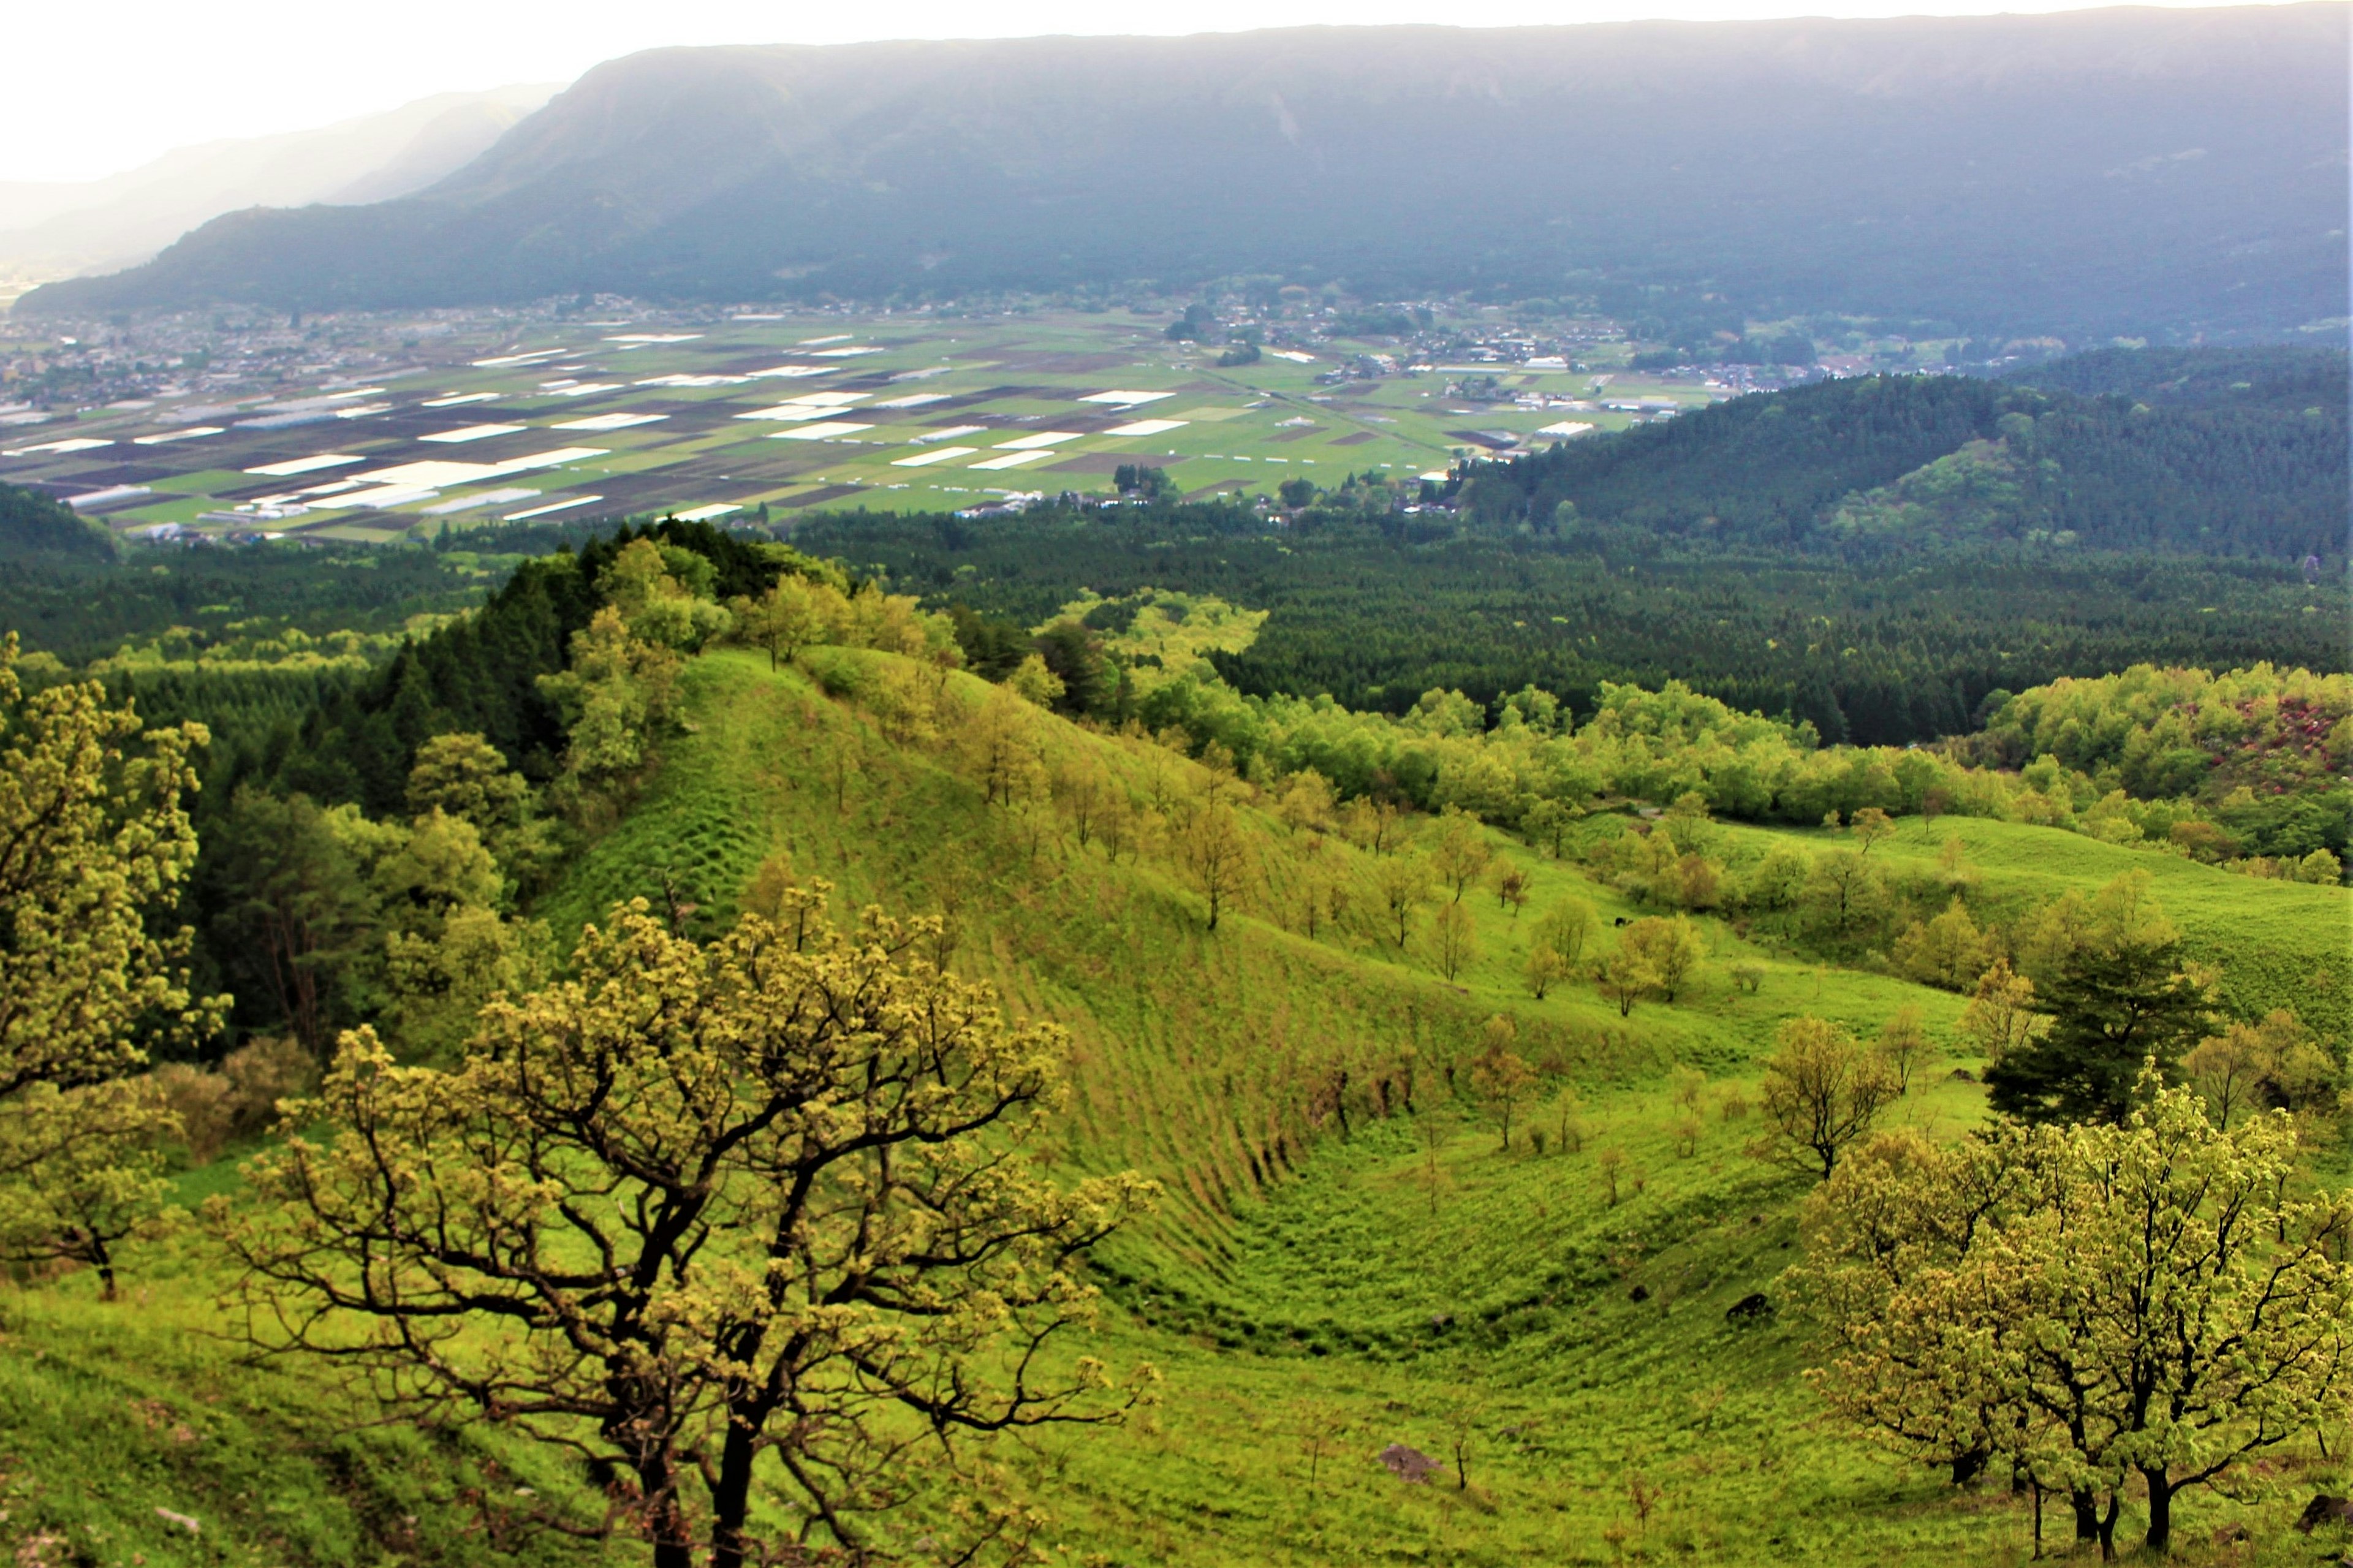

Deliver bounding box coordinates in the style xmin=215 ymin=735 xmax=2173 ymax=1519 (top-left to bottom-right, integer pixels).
xmin=1795 ymin=1087 xmax=2351 ymax=1558
xmin=1962 ymin=663 xmax=2349 ymax=852
xmin=1129 ymin=669 xmax=2346 ymax=868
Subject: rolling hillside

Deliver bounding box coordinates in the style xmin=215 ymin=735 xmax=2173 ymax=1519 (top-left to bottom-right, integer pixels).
xmin=4 ymin=641 xmax=2343 ymax=1566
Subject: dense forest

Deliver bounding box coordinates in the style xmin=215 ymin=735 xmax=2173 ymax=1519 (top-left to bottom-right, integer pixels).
xmin=1452 ymin=350 xmax=2346 ymax=558
xmin=800 ymin=510 xmax=2335 ymax=746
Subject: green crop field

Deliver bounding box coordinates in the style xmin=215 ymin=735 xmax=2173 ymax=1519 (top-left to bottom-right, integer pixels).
xmin=0 ymin=310 xmax=1712 ymax=543
xmin=4 ymin=645 xmax=2344 ymax=1568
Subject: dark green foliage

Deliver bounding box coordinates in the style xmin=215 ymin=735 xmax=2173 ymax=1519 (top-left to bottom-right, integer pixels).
xmin=1033 ymin=619 xmax=1120 ymax=719
xmin=1464 ymin=354 xmax=2347 ymax=558
xmin=1112 ymin=464 xmax=1174 ymax=499
xmin=2009 ymin=344 xmax=2348 ymax=408
xmin=0 ymin=482 xmax=113 ymax=561
xmin=193 ymin=786 xmax=382 ymax=1054
xmin=1217 ymin=342 xmax=1262 ymax=366
xmin=947 ymin=604 xmax=1031 ymax=680
xmin=1983 ymin=938 xmax=2213 ymax=1124
xmin=799 ymin=506 xmax=2338 ymax=748
xmin=1165 ymin=305 xmax=1213 ymax=341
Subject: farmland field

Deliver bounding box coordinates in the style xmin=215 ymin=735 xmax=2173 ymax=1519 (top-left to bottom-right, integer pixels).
xmin=0 ymin=309 xmax=1705 ymax=541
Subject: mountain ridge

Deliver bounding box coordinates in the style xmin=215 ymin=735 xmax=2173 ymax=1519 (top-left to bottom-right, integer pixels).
xmin=22 ymin=7 xmax=2347 ymax=338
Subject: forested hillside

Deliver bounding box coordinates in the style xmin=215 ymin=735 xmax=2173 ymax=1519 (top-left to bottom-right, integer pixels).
xmin=1452 ymin=350 xmax=2346 ymax=557
xmin=0 ymin=510 xmax=2344 ymax=1566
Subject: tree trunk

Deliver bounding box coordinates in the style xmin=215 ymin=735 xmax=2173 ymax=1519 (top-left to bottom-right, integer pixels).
xmin=2071 ymin=1488 xmax=2099 ymax=1543
xmin=2096 ymin=1490 xmax=2120 ymax=1562
xmin=2141 ymin=1466 xmax=2173 ymax=1555
xmin=707 ymin=1412 xmax=761 ymax=1568
xmin=636 ymin=1455 xmax=694 ymax=1568
xmin=1947 ymin=1448 xmax=1988 ymax=1487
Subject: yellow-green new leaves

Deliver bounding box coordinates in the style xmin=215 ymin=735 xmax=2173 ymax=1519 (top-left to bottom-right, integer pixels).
xmin=1753 ymin=1017 xmax=1900 ymax=1180
xmin=218 ymin=892 xmax=1153 ymax=1566
xmin=1797 ymin=1086 xmax=2353 ymax=1555
xmin=0 ymin=632 xmax=219 ymax=1098
xmin=0 ymin=1077 xmax=180 ymax=1300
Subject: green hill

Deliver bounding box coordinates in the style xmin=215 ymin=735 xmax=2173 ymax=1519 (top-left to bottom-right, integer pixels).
xmin=6 ymin=641 xmax=2344 ymax=1566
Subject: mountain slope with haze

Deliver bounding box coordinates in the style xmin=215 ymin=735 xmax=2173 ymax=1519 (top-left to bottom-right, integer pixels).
xmin=22 ymin=7 xmax=2347 ymax=338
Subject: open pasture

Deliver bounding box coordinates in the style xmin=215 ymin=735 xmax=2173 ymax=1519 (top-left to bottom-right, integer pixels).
xmin=0 ymin=311 xmax=1713 ymax=541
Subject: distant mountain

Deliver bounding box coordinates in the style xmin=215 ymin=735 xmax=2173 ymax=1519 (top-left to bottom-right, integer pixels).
xmin=20 ymin=9 xmax=2348 ymax=339
xmin=0 ymin=85 xmax=558 ymax=278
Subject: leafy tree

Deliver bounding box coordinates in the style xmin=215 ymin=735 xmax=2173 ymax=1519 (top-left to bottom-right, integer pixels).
xmin=217 ymin=893 xmax=1153 ymax=1568
xmin=0 ymin=1078 xmax=178 ymax=1300
xmin=1873 ymin=1007 xmax=1933 ymax=1096
xmin=1375 ymin=855 xmax=1431 ymax=949
xmin=1007 ymin=653 xmax=1066 ymax=708
xmin=1427 ymin=810 xmax=1491 ymax=903
xmin=1800 ymin=1086 xmax=2353 ymax=1557
xmin=1985 ymin=934 xmax=2210 ymax=1125
xmin=1596 ymin=947 xmax=1656 ymax=1018
xmin=961 ymin=685 xmax=1047 ymax=808
xmin=0 ymin=635 xmax=218 ymax=1297
xmin=1801 ymin=850 xmax=1886 ymax=942
xmin=730 ymin=573 xmax=827 ymax=670
xmin=1470 ymin=1018 xmax=1535 ymax=1149
xmin=1534 ymin=897 xmax=1596 ymax=971
xmin=1491 ymin=864 xmax=1531 ymax=916
xmin=537 ymin=605 xmax=685 ymax=797
xmin=0 ymin=634 xmax=217 ymax=1097
xmin=1892 ymin=897 xmax=1993 ymax=990
xmin=1525 ymin=944 xmax=1571 ymax=1000
xmin=1754 ymin=1016 xmax=1899 ymax=1180
xmin=403 ymin=730 xmax=525 ymax=824
xmin=1431 ymin=899 xmax=1477 ymax=981
xmin=1523 ymin=797 xmax=1574 ymax=858
xmin=2181 ymin=1010 xmax=2337 ymax=1129
xmin=1177 ymin=802 xmax=1249 ymax=933
xmin=1621 ymin=915 xmax=1703 ymax=1002
xmin=1958 ymin=956 xmax=2043 ymax=1065
xmin=1850 ymin=806 xmax=1895 ymax=857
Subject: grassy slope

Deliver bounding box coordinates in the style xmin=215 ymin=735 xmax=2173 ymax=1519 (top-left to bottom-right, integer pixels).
xmin=2 ymin=650 xmax=2346 ymax=1567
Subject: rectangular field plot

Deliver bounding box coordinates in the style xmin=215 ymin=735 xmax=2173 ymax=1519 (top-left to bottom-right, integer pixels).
xmin=768 ymin=422 xmax=873 ymax=441
xmin=554 ymin=413 xmax=669 ymax=431
xmin=890 ymin=447 xmax=978 ymax=467
xmin=245 ymin=453 xmax=364 ymax=477
xmin=421 ymin=424 xmax=528 ymax=444
xmin=969 ymin=450 xmax=1059 ymax=470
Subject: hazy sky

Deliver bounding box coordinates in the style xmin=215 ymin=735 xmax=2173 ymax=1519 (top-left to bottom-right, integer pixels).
xmin=10 ymin=0 xmax=2306 ymax=184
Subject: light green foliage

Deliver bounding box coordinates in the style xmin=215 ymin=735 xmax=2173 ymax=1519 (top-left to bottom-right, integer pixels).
xmin=0 ymin=633 xmax=218 ymax=1097
xmin=0 ymin=1078 xmax=179 ymax=1300
xmin=1798 ymin=1085 xmax=2353 ymax=1556
xmin=218 ymin=894 xmax=1154 ymax=1564
xmin=599 ymin=537 xmax=732 ymax=650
